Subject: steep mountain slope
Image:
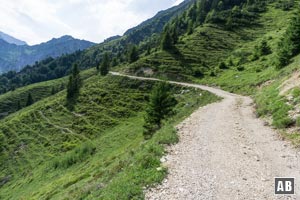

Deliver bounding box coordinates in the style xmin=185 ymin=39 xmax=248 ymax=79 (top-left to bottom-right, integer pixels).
xmin=0 ymin=69 xmax=95 ymax=119
xmin=123 ymin=0 xmax=194 ymax=44
xmin=0 ymin=0 xmax=195 ymax=94
xmin=0 ymin=31 xmax=27 ymax=46
xmin=0 ymin=35 xmax=95 ymax=73
xmin=0 ymin=74 xmax=219 ymax=199
xmin=1 ymin=0 xmax=300 ymax=199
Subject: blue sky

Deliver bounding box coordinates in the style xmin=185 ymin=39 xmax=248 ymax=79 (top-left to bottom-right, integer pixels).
xmin=0 ymin=0 xmax=184 ymax=45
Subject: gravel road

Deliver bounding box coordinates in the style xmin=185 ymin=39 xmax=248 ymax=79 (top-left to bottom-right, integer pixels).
xmin=110 ymin=72 xmax=300 ymax=200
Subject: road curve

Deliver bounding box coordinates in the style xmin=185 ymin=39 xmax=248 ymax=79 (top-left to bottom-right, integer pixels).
xmin=110 ymin=72 xmax=300 ymax=200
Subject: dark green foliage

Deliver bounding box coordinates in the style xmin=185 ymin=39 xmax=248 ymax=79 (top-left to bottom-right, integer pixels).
xmin=0 ymin=51 xmax=85 ymax=94
xmin=252 ymin=39 xmax=272 ymax=60
xmin=276 ymin=40 xmax=292 ymax=69
xmin=258 ymin=39 xmax=272 ymax=56
xmin=237 ymin=66 xmax=245 ymax=71
xmin=100 ymin=52 xmax=110 ymax=76
xmin=276 ymin=9 xmax=300 ymax=68
xmin=67 ymin=64 xmax=81 ymax=101
xmin=17 ymin=100 xmax=21 ymax=110
xmin=51 ymin=87 xmax=56 ymax=95
xmin=218 ymin=61 xmax=228 ymax=69
xmin=128 ymin=45 xmax=139 ymax=63
xmin=276 ymin=0 xmax=294 ymax=11
xmin=161 ymin=30 xmax=174 ymax=51
xmin=193 ymin=68 xmax=204 ymax=78
xmin=143 ymin=82 xmax=177 ymax=139
xmin=26 ymin=92 xmax=34 ymax=106
xmin=187 ymin=20 xmax=194 ymax=35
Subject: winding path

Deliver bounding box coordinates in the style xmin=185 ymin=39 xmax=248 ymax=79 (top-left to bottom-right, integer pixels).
xmin=111 ymin=72 xmax=300 ymax=200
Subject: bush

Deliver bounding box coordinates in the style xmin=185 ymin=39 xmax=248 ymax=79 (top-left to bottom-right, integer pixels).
xmin=292 ymin=87 xmax=300 ymax=98
xmin=193 ymin=69 xmax=204 ymax=78
xmin=273 ymin=117 xmax=294 ymax=129
xmin=237 ymin=66 xmax=245 ymax=71
xmin=218 ymin=61 xmax=228 ymax=69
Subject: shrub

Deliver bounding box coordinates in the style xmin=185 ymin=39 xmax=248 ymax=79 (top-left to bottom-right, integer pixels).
xmin=237 ymin=66 xmax=245 ymax=71
xmin=292 ymin=87 xmax=300 ymax=98
xmin=273 ymin=117 xmax=294 ymax=129
xmin=218 ymin=61 xmax=228 ymax=69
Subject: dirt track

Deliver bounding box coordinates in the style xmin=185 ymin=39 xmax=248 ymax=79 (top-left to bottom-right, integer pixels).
xmin=111 ymin=72 xmax=300 ymax=200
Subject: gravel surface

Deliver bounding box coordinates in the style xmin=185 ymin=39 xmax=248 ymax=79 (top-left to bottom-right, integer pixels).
xmin=111 ymin=72 xmax=300 ymax=200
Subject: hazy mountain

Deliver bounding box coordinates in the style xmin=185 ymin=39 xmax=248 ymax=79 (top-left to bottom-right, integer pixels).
xmin=0 ymin=35 xmax=95 ymax=73
xmin=0 ymin=31 xmax=27 ymax=46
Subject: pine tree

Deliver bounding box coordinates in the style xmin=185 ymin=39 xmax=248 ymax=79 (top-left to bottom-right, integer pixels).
xmin=67 ymin=64 xmax=81 ymax=100
xmin=100 ymin=52 xmax=110 ymax=76
xmin=26 ymin=92 xmax=34 ymax=106
xmin=143 ymin=82 xmax=177 ymax=139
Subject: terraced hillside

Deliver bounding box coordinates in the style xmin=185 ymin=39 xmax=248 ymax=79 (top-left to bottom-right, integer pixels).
xmin=0 ymin=74 xmax=219 ymax=199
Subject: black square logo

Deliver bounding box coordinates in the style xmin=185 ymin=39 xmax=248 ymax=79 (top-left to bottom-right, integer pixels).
xmin=275 ymin=178 xmax=295 ymax=195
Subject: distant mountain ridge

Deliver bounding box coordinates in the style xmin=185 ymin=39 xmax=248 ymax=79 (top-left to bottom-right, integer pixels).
xmin=0 ymin=31 xmax=27 ymax=46
xmin=0 ymin=33 xmax=95 ymax=73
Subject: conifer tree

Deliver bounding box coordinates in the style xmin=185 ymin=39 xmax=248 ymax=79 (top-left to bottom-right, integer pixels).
xmin=100 ymin=52 xmax=110 ymax=76
xmin=258 ymin=39 xmax=271 ymax=56
xmin=67 ymin=64 xmax=81 ymax=100
xmin=276 ymin=10 xmax=300 ymax=68
xmin=26 ymin=92 xmax=34 ymax=106
xmin=51 ymin=86 xmax=56 ymax=95
xmin=128 ymin=45 xmax=139 ymax=63
xmin=161 ymin=30 xmax=173 ymax=50
xmin=143 ymin=82 xmax=177 ymax=139
xmin=187 ymin=20 xmax=194 ymax=35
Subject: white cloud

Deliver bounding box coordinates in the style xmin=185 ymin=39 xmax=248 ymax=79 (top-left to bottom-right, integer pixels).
xmin=0 ymin=0 xmax=180 ymax=45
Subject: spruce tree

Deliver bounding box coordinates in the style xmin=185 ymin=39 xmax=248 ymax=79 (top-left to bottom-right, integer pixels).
xmin=161 ymin=31 xmax=173 ymax=50
xmin=67 ymin=64 xmax=81 ymax=100
xmin=276 ymin=10 xmax=300 ymax=68
xmin=100 ymin=52 xmax=110 ymax=76
xmin=26 ymin=93 xmax=34 ymax=106
xmin=143 ymin=82 xmax=177 ymax=139
xmin=258 ymin=39 xmax=271 ymax=56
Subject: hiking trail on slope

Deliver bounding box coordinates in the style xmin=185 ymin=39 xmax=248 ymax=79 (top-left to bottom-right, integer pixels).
xmin=111 ymin=72 xmax=300 ymax=200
